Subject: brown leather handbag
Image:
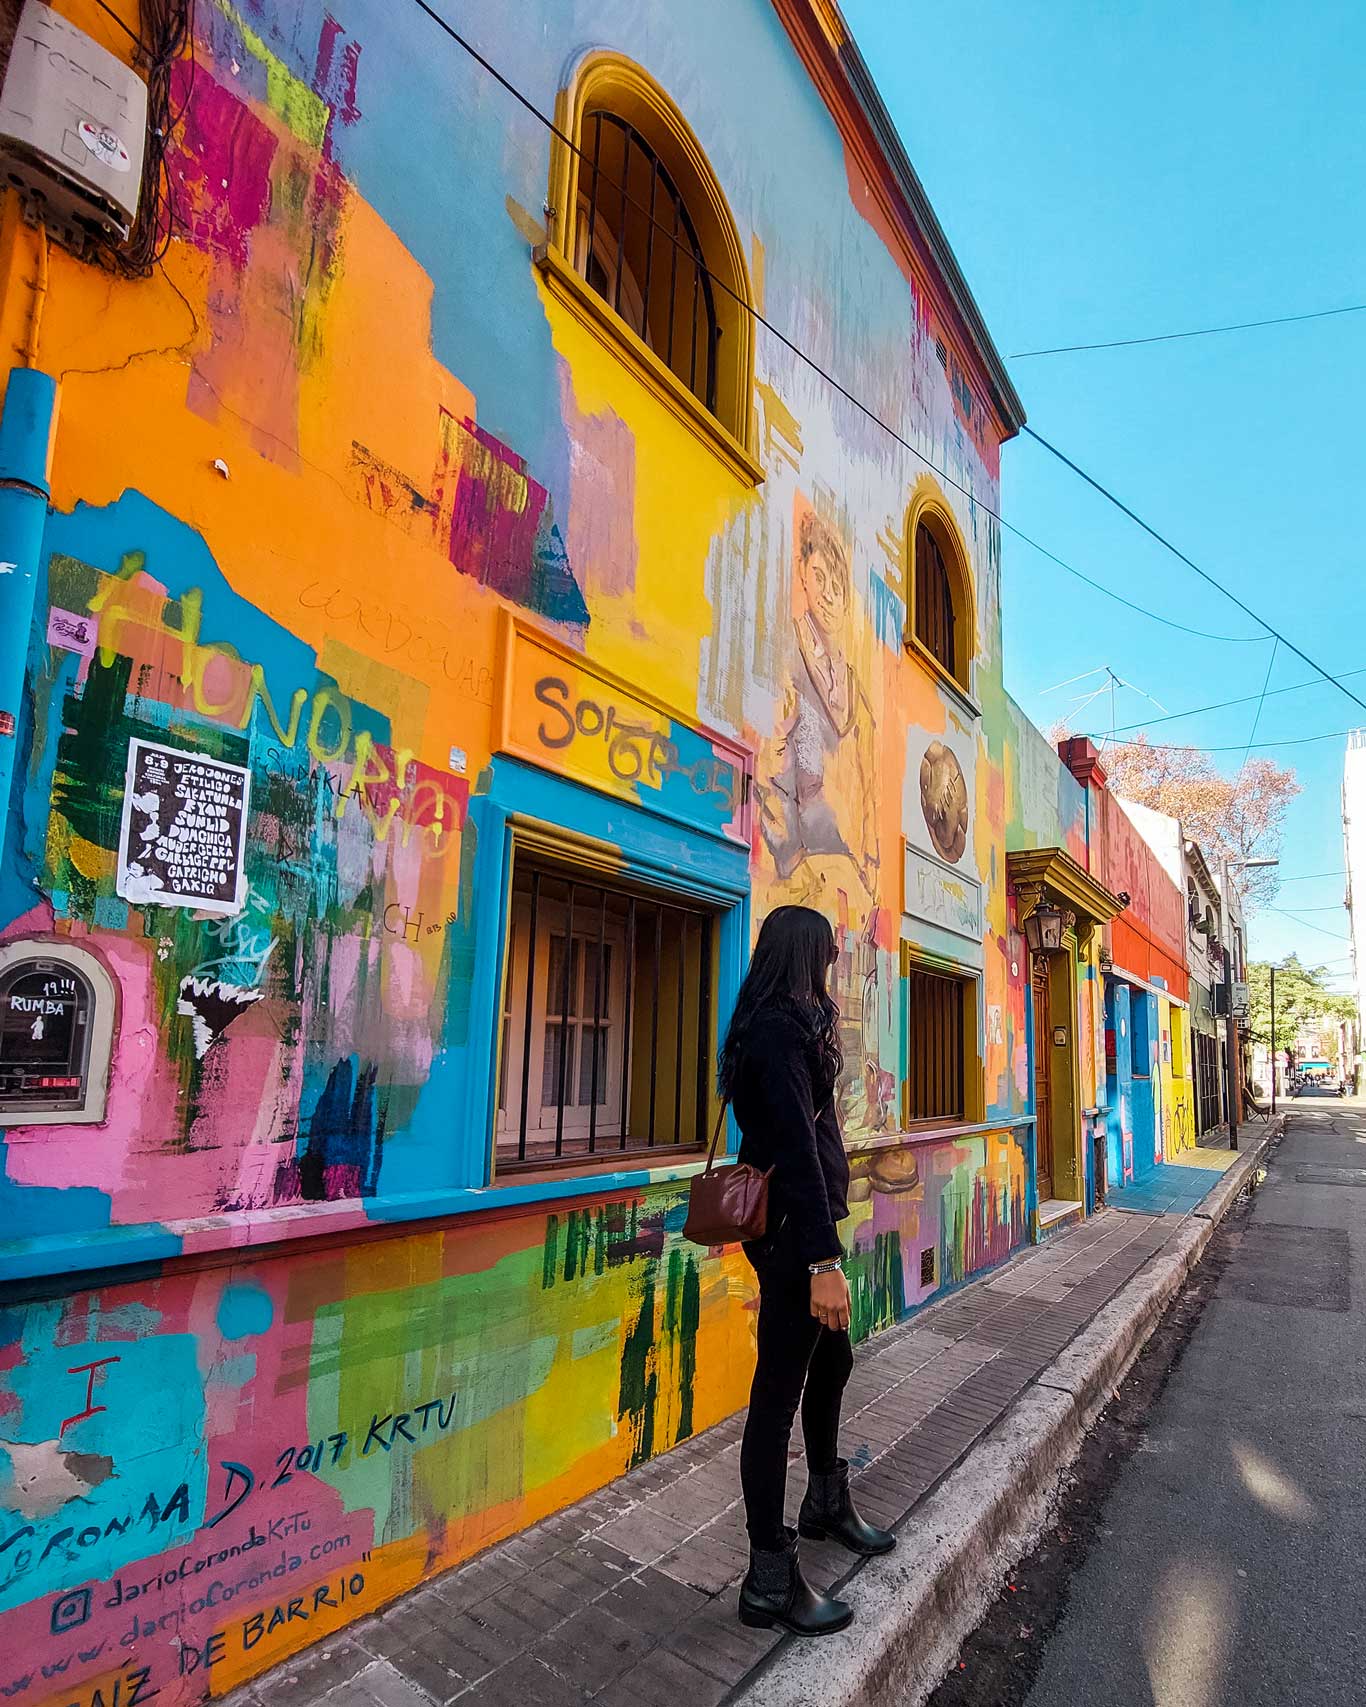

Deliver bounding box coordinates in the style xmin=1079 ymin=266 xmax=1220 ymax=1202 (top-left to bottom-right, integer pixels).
xmin=683 ymin=1102 xmax=773 ymax=1246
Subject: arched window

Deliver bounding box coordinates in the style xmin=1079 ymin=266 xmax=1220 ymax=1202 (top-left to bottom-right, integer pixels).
xmin=904 ymin=483 xmax=975 ymax=696
xmin=914 ymin=522 xmax=956 ymax=677
xmin=0 ymin=940 xmax=117 ymax=1125
xmin=542 ymin=54 xmax=758 ymax=481
xmin=575 ymin=111 xmax=719 ymax=415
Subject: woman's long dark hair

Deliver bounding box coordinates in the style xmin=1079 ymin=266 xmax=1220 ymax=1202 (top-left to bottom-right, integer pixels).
xmin=718 ymin=905 xmax=842 ymax=1099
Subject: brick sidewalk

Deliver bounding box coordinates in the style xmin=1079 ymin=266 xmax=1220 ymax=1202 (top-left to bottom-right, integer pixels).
xmin=225 ymin=1208 xmax=1182 ymax=1707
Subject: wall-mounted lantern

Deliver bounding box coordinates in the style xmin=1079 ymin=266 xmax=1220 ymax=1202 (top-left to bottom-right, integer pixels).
xmin=1022 ymin=901 xmax=1075 ymax=956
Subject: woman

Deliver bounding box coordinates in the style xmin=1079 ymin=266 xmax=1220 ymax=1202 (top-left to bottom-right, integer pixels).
xmin=720 ymin=905 xmax=895 ymax=1638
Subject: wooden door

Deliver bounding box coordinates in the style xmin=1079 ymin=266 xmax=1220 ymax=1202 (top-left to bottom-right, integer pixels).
xmin=1033 ymin=956 xmax=1054 ymax=1201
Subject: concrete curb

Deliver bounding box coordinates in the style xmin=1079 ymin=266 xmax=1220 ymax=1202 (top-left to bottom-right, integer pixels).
xmin=736 ymin=1127 xmax=1281 ymax=1707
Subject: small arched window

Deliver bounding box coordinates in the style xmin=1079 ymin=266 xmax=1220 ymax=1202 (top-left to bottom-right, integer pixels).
xmin=542 ymin=54 xmax=758 ymax=480
xmin=0 ymin=940 xmax=117 ymax=1125
xmin=914 ymin=522 xmax=956 ymax=677
xmin=904 ymin=484 xmax=975 ymax=696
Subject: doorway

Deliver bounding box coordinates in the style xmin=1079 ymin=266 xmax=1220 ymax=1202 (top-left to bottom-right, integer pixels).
xmin=1032 ymin=954 xmax=1054 ymax=1201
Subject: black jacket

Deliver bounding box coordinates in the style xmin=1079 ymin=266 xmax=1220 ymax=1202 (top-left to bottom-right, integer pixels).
xmin=732 ymin=1007 xmax=849 ymax=1264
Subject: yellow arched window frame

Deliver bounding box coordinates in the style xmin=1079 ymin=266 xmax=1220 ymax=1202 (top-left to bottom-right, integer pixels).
xmin=904 ymin=478 xmax=977 ymax=704
xmin=537 ymin=51 xmax=761 ymax=486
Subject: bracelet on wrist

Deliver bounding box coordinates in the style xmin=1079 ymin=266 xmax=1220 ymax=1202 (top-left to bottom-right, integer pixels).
xmin=808 ymin=1257 xmax=843 ymax=1276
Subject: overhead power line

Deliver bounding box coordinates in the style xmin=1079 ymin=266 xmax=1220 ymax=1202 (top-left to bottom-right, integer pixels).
xmin=1278 ymin=870 xmax=1346 ymax=884
xmin=1023 ymin=429 xmax=1366 ymax=718
xmin=1010 ymin=300 xmax=1366 ymax=360
xmin=1088 ymin=664 xmax=1366 ymax=738
xmin=1236 ymin=639 xmax=1279 ymax=778
xmin=1094 ymin=725 xmax=1361 ymax=754
xmin=1269 ymin=907 xmax=1352 ymax=942
xmin=411 ymin=0 xmax=1263 ymax=647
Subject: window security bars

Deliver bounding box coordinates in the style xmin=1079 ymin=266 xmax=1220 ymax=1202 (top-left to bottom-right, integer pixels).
xmin=1195 ymin=1030 xmax=1222 ymax=1133
xmin=906 ymin=966 xmax=965 ymax=1125
xmin=497 ymin=864 xmax=714 ymax=1168
xmin=914 ymin=523 xmax=956 ymax=676
xmin=575 ymin=110 xmax=719 ymax=413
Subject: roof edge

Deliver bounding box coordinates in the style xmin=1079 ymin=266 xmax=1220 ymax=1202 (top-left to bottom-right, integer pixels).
xmin=783 ymin=0 xmax=1026 ymax=436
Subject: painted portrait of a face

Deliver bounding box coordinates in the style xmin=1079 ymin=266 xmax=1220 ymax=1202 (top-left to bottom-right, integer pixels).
xmin=798 ymin=515 xmax=850 ymax=639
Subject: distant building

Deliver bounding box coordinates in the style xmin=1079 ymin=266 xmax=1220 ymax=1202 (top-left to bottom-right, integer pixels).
xmin=1344 ymin=731 xmax=1366 ymax=1084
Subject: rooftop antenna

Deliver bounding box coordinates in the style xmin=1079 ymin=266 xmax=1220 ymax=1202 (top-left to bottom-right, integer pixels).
xmin=1039 ymin=665 xmax=1169 ymax=744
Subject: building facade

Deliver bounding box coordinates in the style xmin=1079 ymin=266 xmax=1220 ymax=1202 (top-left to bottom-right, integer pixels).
xmin=1344 ymin=730 xmax=1366 ymax=1070
xmin=0 ymin=1 xmax=1130 ymax=1697
xmin=1057 ymin=748 xmax=1194 ymax=1191
xmin=1118 ymin=799 xmax=1229 ymax=1136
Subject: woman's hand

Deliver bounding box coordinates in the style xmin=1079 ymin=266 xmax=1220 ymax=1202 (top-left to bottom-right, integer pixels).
xmin=810 ymin=1267 xmax=851 ymax=1332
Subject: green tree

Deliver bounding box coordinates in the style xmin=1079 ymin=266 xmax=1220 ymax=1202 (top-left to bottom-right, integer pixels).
xmin=1246 ymin=955 xmax=1355 ymax=1058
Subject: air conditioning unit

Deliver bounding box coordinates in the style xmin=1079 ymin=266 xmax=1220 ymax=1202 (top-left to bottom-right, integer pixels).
xmin=0 ymin=1 xmax=147 ymax=247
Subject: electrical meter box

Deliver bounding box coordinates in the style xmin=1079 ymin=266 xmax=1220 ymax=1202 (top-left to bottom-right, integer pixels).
xmin=0 ymin=0 xmax=147 ymax=245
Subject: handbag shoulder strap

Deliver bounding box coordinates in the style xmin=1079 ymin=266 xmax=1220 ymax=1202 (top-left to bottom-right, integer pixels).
xmin=704 ymin=1099 xmax=730 ymax=1173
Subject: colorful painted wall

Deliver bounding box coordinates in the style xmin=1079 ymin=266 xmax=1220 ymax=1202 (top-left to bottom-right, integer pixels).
xmin=1158 ymin=993 xmax=1195 ymax=1160
xmin=1003 ymin=704 xmax=1106 ymax=1203
xmin=0 ymin=0 xmax=1051 ymax=1696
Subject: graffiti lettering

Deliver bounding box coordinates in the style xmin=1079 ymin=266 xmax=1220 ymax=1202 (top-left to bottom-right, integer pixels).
xmin=177 ymin=1632 xmax=226 ymax=1676
xmin=59 ymin=1358 xmax=120 ymax=1440
xmin=88 ymin=569 xmax=467 ymax=858
xmin=203 ymin=1462 xmax=255 ymax=1531
xmin=7 ymin=1662 xmax=159 ymax=1707
xmin=296 ymin=581 xmax=496 ymax=701
xmin=99 ymin=1523 xmax=321 ymax=1616
xmin=271 ymin=1434 xmax=347 ymax=1486
xmin=177 ymin=894 xmax=278 ymax=1058
xmin=361 ymin=1392 xmax=456 ymax=1454
xmin=241 ymin=1572 xmax=365 ymax=1650
xmin=532 ymin=676 xmax=739 ymax=808
xmin=382 ymin=904 xmax=424 ymax=942
xmin=2 ymin=1388 xmax=452 ymax=1595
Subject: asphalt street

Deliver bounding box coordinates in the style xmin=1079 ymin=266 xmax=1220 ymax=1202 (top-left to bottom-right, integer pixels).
xmin=1022 ymin=1095 xmax=1366 ymax=1707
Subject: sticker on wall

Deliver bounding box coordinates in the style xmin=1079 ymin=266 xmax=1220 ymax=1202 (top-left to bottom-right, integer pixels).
xmin=46 ymin=606 xmax=98 ymax=658
xmin=116 ymin=739 xmax=251 ymax=915
xmin=78 ymin=119 xmax=132 ymax=171
xmin=920 ymin=740 xmax=969 ymax=863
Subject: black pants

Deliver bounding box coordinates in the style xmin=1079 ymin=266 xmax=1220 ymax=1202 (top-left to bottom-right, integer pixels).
xmin=739 ymin=1226 xmax=854 ymax=1551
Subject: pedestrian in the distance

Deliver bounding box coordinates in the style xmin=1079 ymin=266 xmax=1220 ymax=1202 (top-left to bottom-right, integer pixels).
xmin=720 ymin=904 xmax=895 ymax=1638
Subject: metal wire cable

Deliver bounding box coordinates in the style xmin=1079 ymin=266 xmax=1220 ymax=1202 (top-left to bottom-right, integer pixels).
xmin=1024 ymin=427 xmax=1366 ymax=717
xmin=406 ymin=1 xmax=1265 ymax=647
xmin=1011 ymin=300 xmax=1366 ymax=359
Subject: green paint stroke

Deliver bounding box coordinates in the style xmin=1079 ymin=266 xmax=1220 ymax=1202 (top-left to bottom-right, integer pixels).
xmin=676 ymin=1254 xmax=701 ymax=1443
xmin=848 ymin=1230 xmax=905 ymax=1342
xmin=618 ymin=1268 xmax=658 ymax=1468
xmin=214 ymin=0 xmax=330 ymax=150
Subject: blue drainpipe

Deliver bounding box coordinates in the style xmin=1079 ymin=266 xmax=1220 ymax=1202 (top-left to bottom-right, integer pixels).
xmin=0 ymin=366 xmax=57 ymax=847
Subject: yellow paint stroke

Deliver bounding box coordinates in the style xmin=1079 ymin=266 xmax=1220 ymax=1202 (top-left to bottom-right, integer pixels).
xmin=213 ymin=0 xmax=330 ymax=150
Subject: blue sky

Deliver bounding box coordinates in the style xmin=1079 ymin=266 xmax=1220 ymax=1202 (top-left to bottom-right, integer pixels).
xmin=842 ymin=0 xmax=1366 ymax=985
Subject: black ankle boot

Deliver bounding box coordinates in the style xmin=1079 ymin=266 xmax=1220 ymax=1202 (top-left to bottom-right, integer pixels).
xmin=738 ymin=1532 xmax=853 ymax=1636
xmin=798 ymin=1460 xmax=896 ymax=1556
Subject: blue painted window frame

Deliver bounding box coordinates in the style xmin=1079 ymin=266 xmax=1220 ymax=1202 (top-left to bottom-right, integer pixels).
xmin=453 ymin=757 xmax=751 ymax=1193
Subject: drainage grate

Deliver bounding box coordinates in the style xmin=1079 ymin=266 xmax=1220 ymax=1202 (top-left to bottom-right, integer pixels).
xmin=1295 ymin=1167 xmax=1366 ymax=1187
xmin=1217 ymin=1223 xmax=1350 ymax=1311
